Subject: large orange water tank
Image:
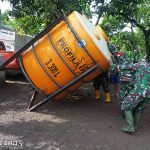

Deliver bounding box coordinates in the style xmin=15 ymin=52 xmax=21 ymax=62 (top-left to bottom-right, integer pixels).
xmin=20 ymin=11 xmax=112 ymax=100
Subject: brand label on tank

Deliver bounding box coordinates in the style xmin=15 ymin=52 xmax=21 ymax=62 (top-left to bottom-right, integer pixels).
xmin=56 ymin=37 xmax=90 ymax=74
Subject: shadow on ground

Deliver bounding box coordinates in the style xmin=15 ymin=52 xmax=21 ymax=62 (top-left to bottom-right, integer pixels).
xmin=0 ymin=75 xmax=150 ymax=150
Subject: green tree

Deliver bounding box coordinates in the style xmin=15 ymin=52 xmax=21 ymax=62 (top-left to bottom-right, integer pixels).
xmin=1 ymin=11 xmax=17 ymax=30
xmin=91 ymin=0 xmax=150 ymax=62
xmin=100 ymin=15 xmax=146 ymax=60
xmin=2 ymin=0 xmax=149 ymax=61
xmin=3 ymin=0 xmax=92 ymax=35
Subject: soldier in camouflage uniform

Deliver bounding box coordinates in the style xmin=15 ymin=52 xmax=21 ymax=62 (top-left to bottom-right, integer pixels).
xmin=108 ymin=43 xmax=134 ymax=105
xmin=108 ymin=42 xmax=150 ymax=133
xmin=120 ymin=61 xmax=150 ymax=132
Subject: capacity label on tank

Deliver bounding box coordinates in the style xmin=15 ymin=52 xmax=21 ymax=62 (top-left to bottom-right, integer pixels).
xmin=56 ymin=37 xmax=89 ymax=74
xmin=45 ymin=58 xmax=60 ymax=78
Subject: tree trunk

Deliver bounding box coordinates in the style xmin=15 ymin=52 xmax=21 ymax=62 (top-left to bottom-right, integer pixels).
xmin=144 ymin=31 xmax=150 ymax=62
xmin=122 ymin=15 xmax=150 ymax=62
xmin=95 ymin=13 xmax=101 ymax=26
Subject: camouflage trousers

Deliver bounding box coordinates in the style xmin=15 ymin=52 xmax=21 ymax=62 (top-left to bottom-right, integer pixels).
xmin=119 ymin=81 xmax=134 ymax=105
xmin=121 ymin=95 xmax=149 ymax=112
xmin=121 ymin=85 xmax=150 ymax=111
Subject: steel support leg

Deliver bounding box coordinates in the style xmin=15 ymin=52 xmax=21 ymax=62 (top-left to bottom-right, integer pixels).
xmin=29 ymin=64 xmax=99 ymax=111
xmin=28 ymin=90 xmax=38 ymax=110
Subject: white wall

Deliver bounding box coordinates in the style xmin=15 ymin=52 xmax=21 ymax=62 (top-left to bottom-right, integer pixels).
xmin=0 ymin=28 xmax=33 ymax=51
xmin=0 ymin=29 xmax=15 ymax=51
xmin=15 ymin=33 xmax=33 ymax=51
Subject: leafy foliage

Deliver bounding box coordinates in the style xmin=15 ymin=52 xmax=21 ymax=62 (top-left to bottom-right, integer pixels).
xmin=100 ymin=15 xmax=146 ymax=60
xmin=3 ymin=0 xmax=92 ymax=35
xmin=93 ymin=0 xmax=150 ymax=61
xmin=1 ymin=0 xmax=150 ymax=61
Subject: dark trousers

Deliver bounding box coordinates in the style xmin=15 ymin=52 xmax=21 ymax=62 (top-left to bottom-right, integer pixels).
xmin=93 ymin=72 xmax=109 ymax=93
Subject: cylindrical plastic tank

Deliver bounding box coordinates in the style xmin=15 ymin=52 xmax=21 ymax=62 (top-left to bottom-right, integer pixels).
xmin=96 ymin=25 xmax=109 ymax=42
xmin=20 ymin=11 xmax=112 ymax=100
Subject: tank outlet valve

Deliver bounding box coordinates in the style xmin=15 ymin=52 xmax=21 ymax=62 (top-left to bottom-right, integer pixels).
xmin=78 ymin=40 xmax=86 ymax=48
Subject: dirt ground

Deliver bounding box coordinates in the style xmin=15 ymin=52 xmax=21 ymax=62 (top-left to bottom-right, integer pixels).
xmin=0 ymin=74 xmax=150 ymax=150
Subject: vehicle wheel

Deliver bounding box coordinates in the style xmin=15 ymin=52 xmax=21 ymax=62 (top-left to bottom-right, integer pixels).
xmin=0 ymin=71 xmax=5 ymax=83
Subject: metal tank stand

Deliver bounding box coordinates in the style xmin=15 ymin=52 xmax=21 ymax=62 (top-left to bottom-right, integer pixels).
xmin=27 ymin=64 xmax=99 ymax=111
xmin=28 ymin=90 xmax=38 ymax=109
xmin=0 ymin=10 xmax=102 ymax=112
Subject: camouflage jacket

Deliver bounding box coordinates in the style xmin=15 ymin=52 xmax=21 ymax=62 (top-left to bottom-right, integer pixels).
xmin=108 ymin=43 xmax=133 ymax=82
xmin=120 ymin=62 xmax=150 ymax=98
